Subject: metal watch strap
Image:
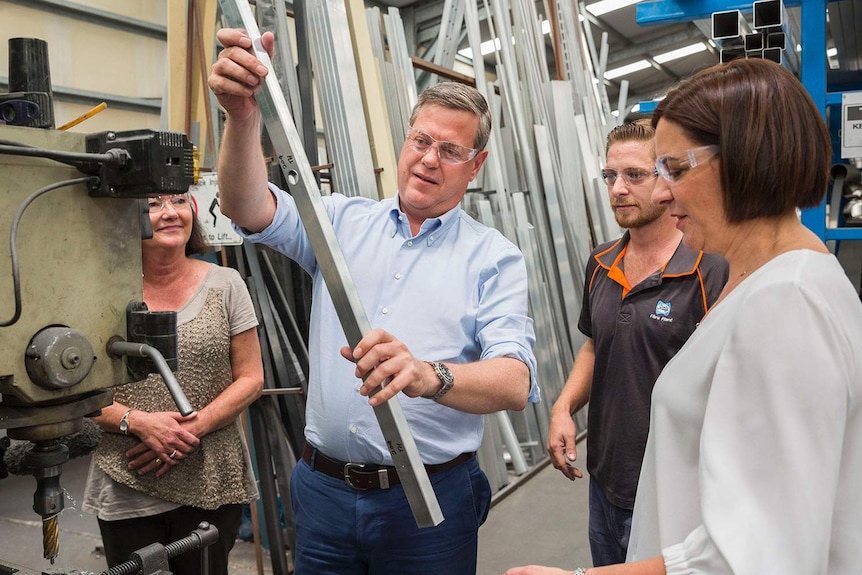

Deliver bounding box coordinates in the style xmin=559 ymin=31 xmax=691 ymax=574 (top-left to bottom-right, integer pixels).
xmin=426 ymin=361 xmax=454 ymax=400
xmin=573 ymin=569 xmax=587 ymax=575
xmin=119 ymin=408 xmax=133 ymax=435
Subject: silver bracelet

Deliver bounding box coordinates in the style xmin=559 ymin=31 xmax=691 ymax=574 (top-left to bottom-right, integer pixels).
xmin=573 ymin=569 xmax=587 ymax=575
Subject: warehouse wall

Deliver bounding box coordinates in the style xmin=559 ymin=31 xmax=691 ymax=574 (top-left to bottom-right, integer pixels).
xmin=0 ymin=0 xmax=165 ymax=133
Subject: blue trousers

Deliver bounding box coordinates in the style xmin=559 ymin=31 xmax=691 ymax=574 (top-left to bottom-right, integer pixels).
xmin=290 ymin=453 xmax=491 ymax=575
xmin=588 ymin=479 xmax=633 ymax=567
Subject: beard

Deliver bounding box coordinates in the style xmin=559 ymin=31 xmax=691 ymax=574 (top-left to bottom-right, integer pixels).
xmin=613 ymin=201 xmax=667 ymax=229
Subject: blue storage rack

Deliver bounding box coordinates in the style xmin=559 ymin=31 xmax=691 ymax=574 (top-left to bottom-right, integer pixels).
xmin=635 ymin=0 xmax=862 ymax=242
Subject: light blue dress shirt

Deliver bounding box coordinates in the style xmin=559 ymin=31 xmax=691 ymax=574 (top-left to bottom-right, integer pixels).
xmin=237 ymin=185 xmax=539 ymax=465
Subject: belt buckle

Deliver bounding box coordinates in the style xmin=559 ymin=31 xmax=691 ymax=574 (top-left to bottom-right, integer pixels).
xmin=343 ymin=462 xmax=367 ymax=490
xmin=343 ymin=462 xmax=391 ymax=490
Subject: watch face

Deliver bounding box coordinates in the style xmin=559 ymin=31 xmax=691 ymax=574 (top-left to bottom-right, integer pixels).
xmin=431 ymin=362 xmax=454 ymax=400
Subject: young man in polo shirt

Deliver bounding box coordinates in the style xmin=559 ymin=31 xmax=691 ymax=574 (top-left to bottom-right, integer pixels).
xmin=546 ymin=120 xmax=727 ymax=566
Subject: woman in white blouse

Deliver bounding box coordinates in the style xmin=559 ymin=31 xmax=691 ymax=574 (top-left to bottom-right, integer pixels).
xmin=507 ymin=58 xmax=862 ymax=575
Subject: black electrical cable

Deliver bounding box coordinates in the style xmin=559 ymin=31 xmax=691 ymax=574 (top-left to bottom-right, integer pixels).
xmin=1 ymin=176 xmax=99 ymax=327
xmin=0 ymin=141 xmax=130 ymax=171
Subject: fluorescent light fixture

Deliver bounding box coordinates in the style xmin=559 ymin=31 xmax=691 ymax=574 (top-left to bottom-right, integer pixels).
xmin=654 ymin=42 xmax=707 ymax=64
xmin=586 ymin=0 xmax=641 ymax=17
xmin=630 ymin=103 xmax=641 ymax=114
xmin=827 ymin=47 xmax=838 ymax=57
xmin=604 ymin=59 xmax=651 ymax=80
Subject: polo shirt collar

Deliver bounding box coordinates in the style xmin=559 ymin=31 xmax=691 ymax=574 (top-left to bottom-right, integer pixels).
xmin=595 ymin=230 xmax=703 ymax=279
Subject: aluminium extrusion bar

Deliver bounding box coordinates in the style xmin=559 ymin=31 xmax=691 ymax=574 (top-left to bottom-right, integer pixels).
xmin=256 ymin=0 xmax=304 ymax=141
xmin=534 ymin=123 xmax=581 ymax=366
xmin=489 ymin=0 xmax=572 ymax=370
xmin=511 ymin=191 xmax=559 ymax=461
xmin=432 ymin=0 xmax=466 ymax=70
xmin=307 ymin=0 xmax=378 ymax=199
xmin=365 ymin=7 xmax=404 ymax=151
xmin=474 ymin=199 xmax=529 ymax=476
xmin=464 ymin=0 xmax=516 ymax=242
xmin=217 ymin=0 xmax=443 ymax=528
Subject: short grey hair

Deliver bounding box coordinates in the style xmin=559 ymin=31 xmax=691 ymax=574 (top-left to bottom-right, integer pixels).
xmin=408 ymin=81 xmax=492 ymax=151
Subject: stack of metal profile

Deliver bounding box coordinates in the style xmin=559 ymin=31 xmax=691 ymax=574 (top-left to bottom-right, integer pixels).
xmin=306 ymin=0 xmax=379 ymax=198
xmin=711 ymin=0 xmax=799 ymax=71
xmin=214 ymin=0 xmax=629 ymax=501
xmin=360 ymin=0 xmax=626 ymax=482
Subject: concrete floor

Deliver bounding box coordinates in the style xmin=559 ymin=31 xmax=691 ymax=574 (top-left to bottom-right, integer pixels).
xmin=0 ymin=448 xmax=591 ymax=575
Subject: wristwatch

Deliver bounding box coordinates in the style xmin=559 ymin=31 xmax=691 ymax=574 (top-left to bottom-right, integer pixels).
xmin=119 ymin=409 xmax=133 ymax=435
xmin=425 ymin=361 xmax=454 ymax=401
xmin=573 ymin=569 xmax=587 ymax=575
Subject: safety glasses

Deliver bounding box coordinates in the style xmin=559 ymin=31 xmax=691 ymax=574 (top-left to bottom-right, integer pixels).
xmin=147 ymin=194 xmax=190 ymax=213
xmin=405 ymin=126 xmax=480 ymax=165
xmin=654 ymin=145 xmax=720 ymax=183
xmin=600 ymin=168 xmax=659 ymax=187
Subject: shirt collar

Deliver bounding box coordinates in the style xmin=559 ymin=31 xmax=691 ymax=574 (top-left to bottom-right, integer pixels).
xmin=388 ymin=194 xmax=459 ymax=245
xmin=594 ymin=230 xmax=703 ymax=278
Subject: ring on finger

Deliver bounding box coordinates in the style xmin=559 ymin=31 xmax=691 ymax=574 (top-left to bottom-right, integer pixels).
xmin=154 ymin=458 xmax=162 ymax=466
xmin=169 ymin=449 xmax=178 ymax=460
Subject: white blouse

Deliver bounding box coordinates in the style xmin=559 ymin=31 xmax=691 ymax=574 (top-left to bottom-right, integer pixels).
xmin=628 ymin=250 xmax=862 ymax=574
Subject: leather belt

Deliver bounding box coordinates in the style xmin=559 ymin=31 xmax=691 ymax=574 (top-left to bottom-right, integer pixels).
xmin=301 ymin=444 xmax=475 ymax=490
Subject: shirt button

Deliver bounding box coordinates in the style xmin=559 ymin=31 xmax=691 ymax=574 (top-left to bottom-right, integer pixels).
xmin=429 ymin=235 xmax=434 ymax=242
xmin=356 ymin=384 xmax=362 ymax=392
xmin=350 ymin=426 xmax=358 ymax=434
xmin=382 ymin=307 xmax=389 ymax=315
xmin=407 ymin=240 xmax=414 ymax=247
xmin=398 ymin=215 xmax=404 ymax=221
xmin=394 ymin=273 xmax=402 ymax=280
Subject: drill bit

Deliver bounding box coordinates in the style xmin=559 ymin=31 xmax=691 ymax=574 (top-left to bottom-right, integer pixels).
xmin=42 ymin=512 xmax=60 ymax=563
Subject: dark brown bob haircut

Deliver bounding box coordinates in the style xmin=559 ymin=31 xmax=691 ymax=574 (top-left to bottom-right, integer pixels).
xmin=652 ymin=59 xmax=831 ymax=223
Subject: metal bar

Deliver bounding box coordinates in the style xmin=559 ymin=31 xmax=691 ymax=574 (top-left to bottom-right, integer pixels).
xmin=248 ymin=400 xmax=290 ymax=575
xmin=474 ymin=199 xmax=528 ymax=476
xmin=616 ymin=79 xmax=629 ymax=124
xmin=261 ymin=251 xmax=310 ymax=375
xmin=534 ymin=124 xmax=581 ymax=353
xmin=307 ymin=0 xmax=378 ymax=198
xmin=294 ymin=0 xmax=320 ymax=172
xmin=489 ymin=0 xmax=572 ymax=373
xmin=494 ymin=410 xmax=528 ymax=475
xmin=244 ymin=243 xmax=308 ymax=455
xmin=257 ymin=0 xmax=304 ymax=141
xmin=387 ymin=8 xmax=419 ymax=105
xmin=464 ymin=0 xmax=516 ymax=242
xmin=107 ymin=341 xmax=193 ymax=416
xmin=431 ymin=0 xmax=466 ymax=70
xmin=217 ymin=0 xmax=443 ymax=528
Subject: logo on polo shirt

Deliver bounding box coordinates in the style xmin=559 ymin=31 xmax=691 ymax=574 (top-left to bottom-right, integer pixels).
xmin=650 ymin=300 xmax=674 ymax=323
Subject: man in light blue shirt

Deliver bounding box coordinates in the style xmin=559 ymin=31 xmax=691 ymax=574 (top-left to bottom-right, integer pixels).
xmin=209 ymin=28 xmax=538 ymax=575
